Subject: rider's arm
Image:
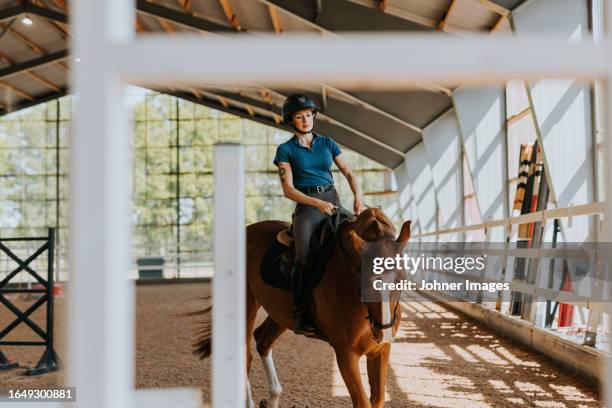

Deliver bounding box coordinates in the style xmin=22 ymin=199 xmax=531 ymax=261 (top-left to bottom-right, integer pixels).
xmin=333 ymin=153 xmax=363 ymax=203
xmin=276 ymin=162 xmax=323 ymax=207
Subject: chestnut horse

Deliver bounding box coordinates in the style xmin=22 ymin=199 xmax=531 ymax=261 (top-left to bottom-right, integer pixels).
xmin=193 ymin=208 xmax=411 ymax=408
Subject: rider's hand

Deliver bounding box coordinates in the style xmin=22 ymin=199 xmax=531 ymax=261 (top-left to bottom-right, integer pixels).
xmin=317 ymin=200 xmax=337 ymax=215
xmin=353 ymin=198 xmax=366 ymax=215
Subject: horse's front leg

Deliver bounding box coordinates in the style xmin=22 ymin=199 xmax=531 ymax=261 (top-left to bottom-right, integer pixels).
xmin=366 ymin=344 xmax=391 ymax=408
xmin=335 ymin=349 xmax=371 ymax=408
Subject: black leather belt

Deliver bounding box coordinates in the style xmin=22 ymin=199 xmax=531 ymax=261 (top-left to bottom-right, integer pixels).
xmin=297 ymin=184 xmax=336 ymax=194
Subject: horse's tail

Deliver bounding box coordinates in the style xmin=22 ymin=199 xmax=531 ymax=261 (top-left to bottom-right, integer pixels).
xmin=183 ymin=295 xmax=213 ymax=359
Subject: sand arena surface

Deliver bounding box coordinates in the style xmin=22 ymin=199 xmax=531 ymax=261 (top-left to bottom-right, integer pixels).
xmin=0 ymin=282 xmax=601 ymax=407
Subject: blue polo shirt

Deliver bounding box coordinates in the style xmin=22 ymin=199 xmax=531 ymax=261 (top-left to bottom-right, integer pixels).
xmin=273 ymin=133 xmax=342 ymax=189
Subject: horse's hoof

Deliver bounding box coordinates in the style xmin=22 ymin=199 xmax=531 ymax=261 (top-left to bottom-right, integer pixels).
xmin=259 ymin=400 xmax=268 ymax=408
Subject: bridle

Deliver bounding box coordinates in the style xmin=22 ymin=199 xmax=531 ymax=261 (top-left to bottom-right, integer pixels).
xmin=365 ymin=297 xmax=400 ymax=331
xmin=336 ymin=212 xmax=401 ymax=334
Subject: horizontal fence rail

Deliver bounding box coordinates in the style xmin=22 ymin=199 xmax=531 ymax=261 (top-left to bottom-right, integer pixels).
xmin=412 ymin=202 xmax=603 ymax=238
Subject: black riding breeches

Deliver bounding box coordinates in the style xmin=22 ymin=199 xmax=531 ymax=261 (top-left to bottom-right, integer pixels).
xmin=292 ymin=190 xmax=349 ymax=266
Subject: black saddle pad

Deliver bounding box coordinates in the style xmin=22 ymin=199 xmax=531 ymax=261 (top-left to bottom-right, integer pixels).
xmin=260 ymin=210 xmax=355 ymax=291
xmin=260 ymin=240 xmax=325 ymax=291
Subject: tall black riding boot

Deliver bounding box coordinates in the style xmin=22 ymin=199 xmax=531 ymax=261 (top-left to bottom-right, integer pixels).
xmin=291 ymin=262 xmax=316 ymax=334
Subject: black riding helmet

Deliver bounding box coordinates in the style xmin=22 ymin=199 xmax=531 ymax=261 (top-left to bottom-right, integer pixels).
xmin=282 ymin=94 xmax=319 ymax=126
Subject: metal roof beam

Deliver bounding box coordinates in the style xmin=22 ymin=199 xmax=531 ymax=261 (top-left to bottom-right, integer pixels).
xmin=0 ymin=87 xmax=67 ymax=116
xmin=0 ymin=4 xmax=25 ymax=23
xmin=0 ymin=49 xmax=68 ymax=81
xmin=26 ymin=2 xmax=68 ymax=23
xmin=211 ymin=90 xmax=281 ymax=114
xmin=0 ymin=17 xmax=15 ymax=41
xmin=171 ymin=89 xmax=287 ymax=130
xmin=0 ymin=2 xmax=68 ymax=24
xmin=135 ymin=0 xmax=235 ymax=33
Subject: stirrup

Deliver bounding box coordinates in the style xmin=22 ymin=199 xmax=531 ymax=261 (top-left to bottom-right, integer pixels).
xmin=294 ymin=313 xmax=316 ymax=334
xmin=277 ymin=229 xmax=293 ymax=246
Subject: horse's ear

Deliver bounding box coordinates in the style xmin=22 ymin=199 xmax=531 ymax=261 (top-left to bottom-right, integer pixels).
xmin=349 ymin=230 xmax=366 ymax=255
xmin=396 ymin=220 xmax=411 ymax=245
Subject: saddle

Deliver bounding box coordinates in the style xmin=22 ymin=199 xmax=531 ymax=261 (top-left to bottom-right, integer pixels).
xmin=260 ymin=209 xmax=355 ymax=290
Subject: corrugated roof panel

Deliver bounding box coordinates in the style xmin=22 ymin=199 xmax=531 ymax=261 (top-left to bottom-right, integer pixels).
xmin=230 ymin=0 xmax=274 ymax=33
xmin=186 ymin=0 xmax=233 ymax=28
xmin=4 ymin=72 xmax=48 ymax=96
xmin=152 ymin=0 xmax=187 ymax=13
xmin=348 ymin=90 xmax=453 ymax=129
xmin=0 ymin=87 xmax=20 ymax=110
xmin=0 ymin=33 xmax=40 ymax=64
xmin=492 ymin=0 xmax=525 ymax=10
xmin=0 ymin=0 xmax=19 ymax=7
xmin=316 ymin=0 xmax=431 ymax=31
xmin=274 ymin=5 xmax=320 ymax=32
xmin=448 ymin=1 xmax=500 ymax=31
xmin=395 ymin=0 xmax=451 ymax=20
xmin=321 ymin=95 xmax=421 ymax=152
xmin=9 ymin=16 xmax=66 ymax=54
xmin=29 ymin=64 xmax=66 ymax=90
xmin=315 ymin=119 xmax=404 ymax=168
xmin=137 ymin=13 xmax=163 ymax=33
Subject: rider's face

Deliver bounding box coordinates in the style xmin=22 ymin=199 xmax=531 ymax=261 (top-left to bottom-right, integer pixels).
xmin=291 ymin=108 xmax=315 ymax=133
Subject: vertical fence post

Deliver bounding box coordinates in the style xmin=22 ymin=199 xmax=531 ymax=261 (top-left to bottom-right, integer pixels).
xmin=213 ymin=143 xmax=246 ymax=408
xmin=602 ymin=1 xmax=612 ymax=405
xmin=70 ymin=1 xmax=134 ymax=406
xmin=47 ymin=228 xmax=55 ymax=360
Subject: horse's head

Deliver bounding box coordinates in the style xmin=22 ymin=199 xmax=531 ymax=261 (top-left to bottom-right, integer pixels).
xmin=343 ymin=208 xmax=411 ymax=345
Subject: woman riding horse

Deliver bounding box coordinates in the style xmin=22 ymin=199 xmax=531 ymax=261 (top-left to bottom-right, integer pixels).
xmin=191 ymin=94 xmax=411 ymax=407
xmin=274 ymin=93 xmax=366 ymax=334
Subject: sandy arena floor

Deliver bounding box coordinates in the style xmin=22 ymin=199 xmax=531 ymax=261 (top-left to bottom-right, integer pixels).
xmin=0 ymin=282 xmax=602 ymax=407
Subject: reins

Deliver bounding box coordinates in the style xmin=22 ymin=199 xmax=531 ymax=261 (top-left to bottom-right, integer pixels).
xmin=365 ymin=298 xmax=400 ymax=331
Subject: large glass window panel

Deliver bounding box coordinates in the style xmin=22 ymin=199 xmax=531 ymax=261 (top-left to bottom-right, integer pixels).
xmin=180 ymin=174 xmax=214 ymax=198
xmin=243 ymin=121 xmax=268 ymax=145
xmin=138 ymin=175 xmax=176 ymax=199
xmin=218 ymin=117 xmax=242 ymax=142
xmin=179 ymin=146 xmax=213 ymax=173
xmin=179 ymin=223 xmax=213 ymax=249
xmin=145 ymin=147 xmax=175 ymax=174
xmin=20 ymin=175 xmax=52 ymax=200
xmin=190 ymin=197 xmax=213 ymax=224
xmin=245 ymin=145 xmax=270 ymax=171
xmin=177 ymin=120 xmax=195 ymax=146
xmin=146 ymin=121 xmax=173 ymax=147
xmin=192 ymin=119 xmax=220 ymax=145
xmin=0 ymin=177 xmax=19 ymax=200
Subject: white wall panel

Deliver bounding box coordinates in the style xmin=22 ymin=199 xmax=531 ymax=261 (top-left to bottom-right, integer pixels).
xmin=453 ymin=86 xmax=508 ymax=241
xmin=514 ymin=0 xmax=597 ymax=242
xmin=404 ymin=143 xmax=438 ymax=241
xmin=393 ymin=161 xmax=412 ymax=222
xmin=422 ymin=109 xmax=463 ymax=241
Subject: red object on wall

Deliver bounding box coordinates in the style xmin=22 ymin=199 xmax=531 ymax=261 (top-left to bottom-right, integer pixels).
xmin=557 ymin=268 xmax=574 ymax=327
xmin=32 ymin=283 xmax=63 ymax=297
